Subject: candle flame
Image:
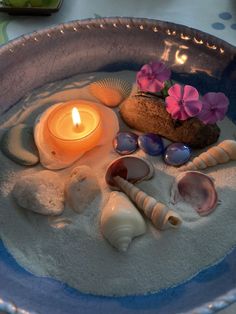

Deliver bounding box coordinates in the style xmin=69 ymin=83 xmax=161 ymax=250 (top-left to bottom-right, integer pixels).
xmin=72 ymin=107 xmax=81 ymax=127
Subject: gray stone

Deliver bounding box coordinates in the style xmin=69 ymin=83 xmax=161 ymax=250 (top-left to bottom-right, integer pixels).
xmin=1 ymin=123 xmax=39 ymax=166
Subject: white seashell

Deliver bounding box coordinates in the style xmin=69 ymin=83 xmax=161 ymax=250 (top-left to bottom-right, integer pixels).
xmin=34 ymin=100 xmax=119 ymax=170
xmin=65 ymin=166 xmax=101 ymax=213
xmin=100 ymin=191 xmax=146 ymax=252
xmin=171 ymin=171 xmax=218 ymax=216
xmin=179 ymin=140 xmax=236 ymax=171
xmin=89 ymin=78 xmax=132 ymax=107
xmin=113 ymin=176 xmax=182 ymax=230
xmin=12 ymin=171 xmax=65 ymax=216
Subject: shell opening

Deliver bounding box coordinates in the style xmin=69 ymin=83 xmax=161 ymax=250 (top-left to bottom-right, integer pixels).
xmin=168 ymin=216 xmax=182 ymax=227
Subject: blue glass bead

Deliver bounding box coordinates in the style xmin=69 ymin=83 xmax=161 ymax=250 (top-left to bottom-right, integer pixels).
xmin=138 ymin=133 xmax=164 ymax=156
xmin=113 ymin=132 xmax=138 ymax=155
xmin=164 ymin=143 xmax=191 ymax=166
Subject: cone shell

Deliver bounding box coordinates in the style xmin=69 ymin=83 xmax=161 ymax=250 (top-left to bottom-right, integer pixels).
xmin=89 ymin=78 xmax=132 ymax=107
xmin=114 ymin=176 xmax=182 ymax=230
xmin=171 ymin=171 xmax=218 ymax=216
xmin=100 ymin=191 xmax=146 ymax=252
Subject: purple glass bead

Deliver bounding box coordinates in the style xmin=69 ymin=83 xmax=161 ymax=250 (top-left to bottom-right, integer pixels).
xmin=164 ymin=143 xmax=191 ymax=166
xmin=113 ymin=132 xmax=138 ymax=155
xmin=138 ymin=133 xmax=164 ymax=156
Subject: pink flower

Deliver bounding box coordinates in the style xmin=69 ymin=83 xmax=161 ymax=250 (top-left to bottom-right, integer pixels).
xmin=166 ymin=84 xmax=202 ymax=120
xmin=197 ymin=92 xmax=229 ymax=124
xmin=136 ymin=61 xmax=171 ymax=93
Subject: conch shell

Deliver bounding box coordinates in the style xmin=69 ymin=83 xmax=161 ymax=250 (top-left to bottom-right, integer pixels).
xmin=113 ymin=176 xmax=182 ymax=230
xmin=100 ymin=191 xmax=146 ymax=252
xmin=180 ymin=140 xmax=236 ymax=171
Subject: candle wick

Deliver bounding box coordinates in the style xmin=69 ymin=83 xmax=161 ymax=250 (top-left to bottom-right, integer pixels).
xmin=74 ymin=122 xmax=84 ymax=132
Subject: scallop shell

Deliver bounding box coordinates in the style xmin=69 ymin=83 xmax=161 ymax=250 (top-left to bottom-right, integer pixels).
xmin=171 ymin=171 xmax=218 ymax=216
xmin=89 ymin=78 xmax=132 ymax=107
xmin=100 ymin=191 xmax=146 ymax=252
xmin=179 ymin=140 xmax=236 ymax=171
xmin=105 ymin=156 xmax=154 ymax=189
xmin=34 ymin=100 xmax=119 ymax=170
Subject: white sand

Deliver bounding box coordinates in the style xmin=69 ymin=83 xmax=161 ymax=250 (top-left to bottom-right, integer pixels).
xmin=0 ymin=71 xmax=236 ymax=296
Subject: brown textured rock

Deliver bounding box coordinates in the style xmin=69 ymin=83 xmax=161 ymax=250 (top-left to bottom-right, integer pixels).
xmin=120 ymin=93 xmax=220 ymax=148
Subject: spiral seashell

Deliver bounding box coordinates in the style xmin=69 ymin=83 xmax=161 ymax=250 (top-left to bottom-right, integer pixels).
xmin=100 ymin=191 xmax=146 ymax=252
xmin=179 ymin=140 xmax=236 ymax=171
xmin=89 ymin=78 xmax=132 ymax=107
xmin=113 ymin=176 xmax=182 ymax=230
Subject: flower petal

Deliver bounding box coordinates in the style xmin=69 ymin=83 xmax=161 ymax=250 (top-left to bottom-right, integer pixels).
xmin=147 ymin=80 xmax=164 ymax=92
xmin=178 ymin=110 xmax=190 ymax=120
xmin=198 ymin=109 xmax=217 ymax=124
xmin=150 ymin=61 xmax=163 ymax=73
xmin=183 ymin=85 xmax=199 ymax=101
xmin=166 ymin=96 xmax=179 ymax=112
xmin=137 ymin=76 xmax=152 ymax=91
xmin=203 ymin=92 xmax=229 ymax=109
xmin=166 ymin=96 xmax=189 ymax=120
xmin=140 ymin=63 xmax=152 ymax=75
xmin=215 ymin=92 xmax=229 ymax=109
xmin=199 ymin=92 xmax=229 ymax=123
xmin=168 ymin=84 xmax=183 ymax=101
xmin=201 ymin=92 xmax=218 ymax=106
xmin=149 ymin=61 xmax=171 ymax=82
xmin=214 ymin=108 xmax=227 ymax=121
xmin=184 ymin=100 xmax=202 ymax=117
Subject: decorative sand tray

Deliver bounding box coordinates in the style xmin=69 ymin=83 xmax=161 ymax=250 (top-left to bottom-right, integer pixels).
xmin=0 ymin=18 xmax=236 ymax=314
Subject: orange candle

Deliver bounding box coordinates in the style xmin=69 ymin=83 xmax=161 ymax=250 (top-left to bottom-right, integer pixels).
xmin=47 ymin=100 xmax=103 ymax=154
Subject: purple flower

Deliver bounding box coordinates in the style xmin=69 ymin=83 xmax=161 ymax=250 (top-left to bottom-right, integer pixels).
xmin=197 ymin=92 xmax=229 ymax=124
xmin=166 ymin=84 xmax=202 ymax=120
xmin=136 ymin=61 xmax=171 ymax=93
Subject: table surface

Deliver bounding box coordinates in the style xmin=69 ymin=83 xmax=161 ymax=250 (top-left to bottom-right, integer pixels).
xmin=0 ymin=1 xmax=235 ymax=314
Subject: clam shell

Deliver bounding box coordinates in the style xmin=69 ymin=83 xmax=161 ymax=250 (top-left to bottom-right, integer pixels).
xmin=171 ymin=171 xmax=218 ymax=216
xmin=105 ymin=156 xmax=154 ymax=189
xmin=89 ymin=78 xmax=132 ymax=107
xmin=100 ymin=191 xmax=146 ymax=252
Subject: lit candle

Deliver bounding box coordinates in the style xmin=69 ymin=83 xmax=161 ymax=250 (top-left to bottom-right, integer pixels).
xmin=46 ymin=100 xmax=103 ymax=154
xmin=34 ymin=99 xmax=119 ymax=170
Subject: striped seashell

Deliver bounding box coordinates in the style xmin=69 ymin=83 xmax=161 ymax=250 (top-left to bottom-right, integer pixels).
xmin=89 ymin=78 xmax=132 ymax=107
xmin=113 ymin=176 xmax=182 ymax=230
xmin=179 ymin=140 xmax=236 ymax=171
